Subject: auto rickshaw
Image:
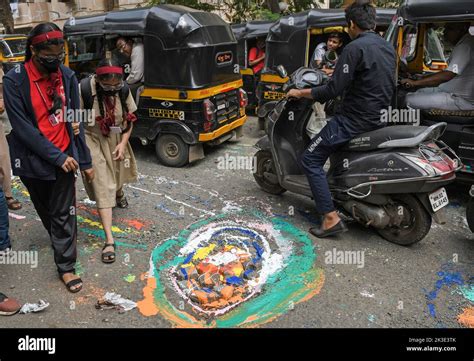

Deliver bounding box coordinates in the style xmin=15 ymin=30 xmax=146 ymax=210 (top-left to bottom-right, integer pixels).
xmin=63 ymin=5 xmax=247 ymax=168
xmin=0 ymin=35 xmax=26 ymax=73
xmin=256 ymin=8 xmax=396 ymax=129
xmin=387 ymin=0 xmax=474 ymax=182
xmin=232 ymin=20 xmax=274 ymax=112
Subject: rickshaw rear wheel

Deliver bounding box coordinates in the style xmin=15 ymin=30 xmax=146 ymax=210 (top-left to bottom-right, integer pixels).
xmin=155 ymin=134 xmax=189 ymax=167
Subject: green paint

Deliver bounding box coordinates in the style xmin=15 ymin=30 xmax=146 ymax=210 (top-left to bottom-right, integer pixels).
xmin=124 ymin=274 xmax=136 ymax=283
xmin=115 ymin=241 xmax=148 ymax=250
xmin=75 ymin=260 xmax=84 ymax=277
xmin=460 ymin=285 xmax=474 ymax=302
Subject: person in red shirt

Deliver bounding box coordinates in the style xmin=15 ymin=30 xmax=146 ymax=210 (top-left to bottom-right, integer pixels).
xmin=248 ymin=38 xmax=266 ymax=75
xmin=3 ymin=23 xmax=94 ymax=293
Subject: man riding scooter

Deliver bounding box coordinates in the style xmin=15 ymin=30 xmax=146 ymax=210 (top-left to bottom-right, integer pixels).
xmin=286 ymin=0 xmax=396 ymax=238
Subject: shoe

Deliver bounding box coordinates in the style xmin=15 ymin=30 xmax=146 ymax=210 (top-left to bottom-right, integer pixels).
xmin=309 ymin=220 xmax=348 ymax=238
xmin=0 ymin=247 xmax=11 ymax=257
xmin=0 ymin=292 xmax=21 ymax=316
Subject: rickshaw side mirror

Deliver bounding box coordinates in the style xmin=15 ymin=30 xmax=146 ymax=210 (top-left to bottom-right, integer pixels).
xmin=276 ymin=65 xmax=287 ymax=79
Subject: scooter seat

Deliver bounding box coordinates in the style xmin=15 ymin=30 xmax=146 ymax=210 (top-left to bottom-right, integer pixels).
xmin=342 ymin=124 xmax=446 ymax=151
xmin=421 ymin=109 xmax=474 ymax=125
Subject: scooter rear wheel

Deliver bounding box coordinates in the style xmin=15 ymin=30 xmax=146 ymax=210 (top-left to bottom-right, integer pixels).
xmin=376 ymin=194 xmax=431 ymax=246
xmin=253 ymin=150 xmax=286 ymax=195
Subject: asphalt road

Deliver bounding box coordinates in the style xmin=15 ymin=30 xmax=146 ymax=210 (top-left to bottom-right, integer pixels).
xmin=1 ymin=115 xmax=473 ymax=328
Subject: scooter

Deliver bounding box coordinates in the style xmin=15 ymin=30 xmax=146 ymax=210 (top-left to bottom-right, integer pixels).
xmin=253 ymin=66 xmax=462 ymax=245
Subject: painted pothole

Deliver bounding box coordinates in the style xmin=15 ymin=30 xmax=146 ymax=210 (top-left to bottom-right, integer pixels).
xmin=138 ymin=211 xmax=324 ymax=327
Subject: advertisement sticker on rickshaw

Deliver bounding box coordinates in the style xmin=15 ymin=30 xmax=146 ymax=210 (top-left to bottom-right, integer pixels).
xmin=149 ymin=108 xmax=185 ymax=121
xmin=216 ymin=51 xmax=233 ymax=66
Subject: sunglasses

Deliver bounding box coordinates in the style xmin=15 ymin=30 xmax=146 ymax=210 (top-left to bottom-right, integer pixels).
xmin=99 ymin=81 xmax=124 ymax=92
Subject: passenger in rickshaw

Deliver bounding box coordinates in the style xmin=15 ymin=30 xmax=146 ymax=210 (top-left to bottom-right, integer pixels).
xmin=115 ymin=37 xmax=144 ymax=101
xmin=248 ymin=37 xmax=266 ymax=76
xmin=401 ymin=22 xmax=474 ymax=111
xmin=311 ymin=32 xmax=344 ymax=76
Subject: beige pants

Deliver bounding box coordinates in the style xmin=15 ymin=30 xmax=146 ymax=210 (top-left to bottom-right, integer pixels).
xmin=0 ymin=120 xmax=12 ymax=198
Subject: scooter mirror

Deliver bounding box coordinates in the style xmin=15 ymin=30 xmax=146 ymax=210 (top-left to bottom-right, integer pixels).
xmin=276 ymin=65 xmax=287 ymax=79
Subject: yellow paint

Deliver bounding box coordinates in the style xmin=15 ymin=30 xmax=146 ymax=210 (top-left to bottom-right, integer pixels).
xmin=260 ymin=74 xmax=288 ymax=83
xmin=198 ymin=115 xmax=247 ymax=142
xmin=240 ymin=68 xmax=254 ymax=75
xmin=192 ymin=243 xmax=216 ymax=261
xmin=78 ymin=216 xmax=126 ymax=233
xmin=141 ymin=79 xmax=244 ymax=102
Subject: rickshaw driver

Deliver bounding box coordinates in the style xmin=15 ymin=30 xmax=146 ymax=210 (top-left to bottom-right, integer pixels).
xmin=401 ymin=22 xmax=474 ymax=111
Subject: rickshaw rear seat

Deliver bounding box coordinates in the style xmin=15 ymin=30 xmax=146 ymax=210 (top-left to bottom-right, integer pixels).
xmin=421 ymin=109 xmax=474 ymax=125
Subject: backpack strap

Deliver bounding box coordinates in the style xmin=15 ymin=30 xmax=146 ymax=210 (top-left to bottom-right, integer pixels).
xmin=79 ymin=76 xmax=94 ymax=110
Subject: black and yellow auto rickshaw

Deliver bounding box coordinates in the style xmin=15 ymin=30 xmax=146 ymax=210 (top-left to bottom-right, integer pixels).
xmin=0 ymin=35 xmax=27 ymax=73
xmin=256 ymin=8 xmax=396 ymax=129
xmin=386 ymin=0 xmax=474 ymax=182
xmin=64 ymin=5 xmax=247 ymax=167
xmin=232 ymin=20 xmax=274 ymax=112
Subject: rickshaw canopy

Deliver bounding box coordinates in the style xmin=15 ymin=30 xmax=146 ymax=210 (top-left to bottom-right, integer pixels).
xmin=63 ymin=5 xmax=240 ymax=89
xmin=399 ymin=0 xmax=474 ymax=23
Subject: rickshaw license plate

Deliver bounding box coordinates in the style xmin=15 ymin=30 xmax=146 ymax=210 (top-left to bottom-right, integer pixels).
xmin=429 ymin=188 xmax=449 ymax=212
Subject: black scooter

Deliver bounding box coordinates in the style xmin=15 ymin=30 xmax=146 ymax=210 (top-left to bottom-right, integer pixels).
xmin=253 ymin=66 xmax=461 ymax=245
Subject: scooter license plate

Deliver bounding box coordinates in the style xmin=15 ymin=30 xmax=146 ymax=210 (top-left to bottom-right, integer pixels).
xmin=429 ymin=187 xmax=449 ymax=212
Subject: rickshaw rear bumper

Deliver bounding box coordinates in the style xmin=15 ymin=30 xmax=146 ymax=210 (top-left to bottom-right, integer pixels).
xmin=198 ymin=115 xmax=247 ymax=142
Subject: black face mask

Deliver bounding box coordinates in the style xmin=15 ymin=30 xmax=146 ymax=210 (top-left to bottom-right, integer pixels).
xmin=102 ymin=89 xmax=119 ymax=97
xmin=37 ymin=57 xmax=61 ymax=73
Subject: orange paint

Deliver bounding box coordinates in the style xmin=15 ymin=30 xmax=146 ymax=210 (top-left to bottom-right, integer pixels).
xmin=137 ymin=277 xmax=160 ymax=317
xmin=457 ymin=307 xmax=474 ymax=328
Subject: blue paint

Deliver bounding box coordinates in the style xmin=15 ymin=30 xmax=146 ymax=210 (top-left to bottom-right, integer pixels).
xmin=180 ymin=268 xmax=188 ymax=280
xmin=252 ymin=242 xmax=264 ymax=258
xmin=424 ymin=266 xmax=466 ymax=318
xmin=428 ymin=303 xmax=436 ymax=317
xmin=155 ymin=203 xmax=183 ymax=218
xmin=183 ymin=252 xmax=195 ymax=264
xmin=226 ymin=276 xmax=244 ymax=286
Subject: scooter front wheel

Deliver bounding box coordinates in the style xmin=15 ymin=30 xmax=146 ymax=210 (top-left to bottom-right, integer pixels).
xmin=253 ymin=150 xmax=286 ymax=195
xmin=466 ymin=198 xmax=474 ymax=232
xmin=376 ymin=194 xmax=431 ymax=246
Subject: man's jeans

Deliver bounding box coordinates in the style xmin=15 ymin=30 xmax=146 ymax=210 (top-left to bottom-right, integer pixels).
xmin=0 ymin=187 xmax=11 ymax=251
xmin=406 ymin=87 xmax=474 ymax=111
xmin=300 ymin=117 xmax=353 ymax=215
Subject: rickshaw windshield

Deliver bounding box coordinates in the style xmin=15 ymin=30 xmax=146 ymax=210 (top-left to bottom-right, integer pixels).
xmin=68 ymin=35 xmax=104 ymax=63
xmin=425 ymin=27 xmax=445 ymax=62
xmin=0 ymin=38 xmax=26 ymax=58
xmin=400 ymin=24 xmax=446 ymax=64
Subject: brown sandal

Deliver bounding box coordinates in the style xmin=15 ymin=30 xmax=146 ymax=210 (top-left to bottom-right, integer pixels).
xmin=5 ymin=197 xmax=22 ymax=211
xmin=116 ymin=192 xmax=128 ymax=209
xmin=60 ymin=273 xmax=83 ymax=293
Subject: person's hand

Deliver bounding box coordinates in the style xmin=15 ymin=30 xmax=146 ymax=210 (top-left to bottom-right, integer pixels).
xmin=82 ymin=168 xmax=95 ymax=183
xmin=286 ymin=89 xmax=303 ymax=99
xmin=400 ymin=78 xmax=416 ymax=89
xmin=61 ymin=156 xmax=79 ymax=173
xmin=72 ymin=122 xmax=80 ymax=136
xmin=112 ymin=142 xmax=126 ymax=161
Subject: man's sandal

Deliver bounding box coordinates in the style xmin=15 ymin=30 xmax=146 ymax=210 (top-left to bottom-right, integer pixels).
xmin=5 ymin=197 xmax=22 ymax=211
xmin=102 ymin=243 xmax=116 ymax=264
xmin=61 ymin=274 xmax=83 ymax=293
